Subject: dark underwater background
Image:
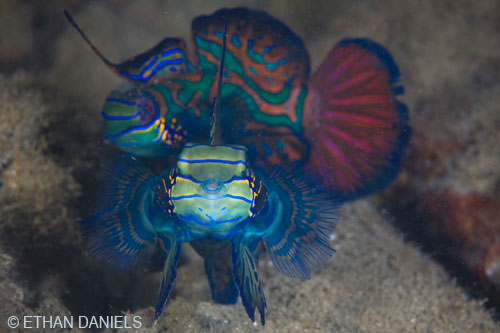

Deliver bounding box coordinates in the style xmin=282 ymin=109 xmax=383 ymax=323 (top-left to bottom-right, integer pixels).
xmin=0 ymin=0 xmax=499 ymax=331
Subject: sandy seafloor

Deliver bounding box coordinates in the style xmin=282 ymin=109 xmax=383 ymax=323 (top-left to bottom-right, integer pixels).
xmin=1 ymin=0 xmax=499 ymax=332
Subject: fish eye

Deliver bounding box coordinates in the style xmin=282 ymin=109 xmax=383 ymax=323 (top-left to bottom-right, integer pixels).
xmin=135 ymin=96 xmax=156 ymax=125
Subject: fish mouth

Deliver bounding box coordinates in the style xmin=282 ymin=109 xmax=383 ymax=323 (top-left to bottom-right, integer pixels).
xmin=201 ymin=179 xmax=224 ymax=194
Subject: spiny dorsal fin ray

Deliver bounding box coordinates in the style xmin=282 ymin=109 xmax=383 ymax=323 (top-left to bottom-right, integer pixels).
xmin=64 ymin=10 xmax=193 ymax=83
xmin=64 ymin=10 xmax=115 ymax=68
xmin=208 ymin=23 xmax=227 ymax=145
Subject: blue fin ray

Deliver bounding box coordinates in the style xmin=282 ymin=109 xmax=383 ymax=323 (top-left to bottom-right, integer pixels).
xmin=231 ymin=237 xmax=266 ymax=325
xmin=208 ymin=23 xmax=227 ymax=145
xmin=79 ymin=155 xmax=157 ymax=271
xmin=96 ymin=154 xmax=154 ymax=213
xmin=80 ymin=209 xmax=157 ymax=272
xmin=259 ymin=166 xmax=341 ymax=280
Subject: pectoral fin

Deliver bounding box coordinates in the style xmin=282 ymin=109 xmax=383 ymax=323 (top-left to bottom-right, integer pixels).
xmin=79 ymin=155 xmax=157 ymax=271
xmin=155 ymin=232 xmax=181 ymax=319
xmin=260 ymin=166 xmax=340 ymax=280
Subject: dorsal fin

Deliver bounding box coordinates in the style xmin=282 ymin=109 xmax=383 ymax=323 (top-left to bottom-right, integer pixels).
xmin=64 ymin=10 xmax=193 ymax=83
xmin=208 ymin=23 xmax=227 ymax=145
xmin=64 ymin=10 xmax=116 ymax=69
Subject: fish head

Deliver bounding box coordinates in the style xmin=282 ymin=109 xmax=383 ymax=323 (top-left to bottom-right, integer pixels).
xmin=159 ymin=143 xmax=264 ymax=238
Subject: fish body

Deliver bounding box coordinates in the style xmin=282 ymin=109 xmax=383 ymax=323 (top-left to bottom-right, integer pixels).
xmin=82 ymin=148 xmax=338 ymax=324
xmin=68 ymin=7 xmax=410 ymax=325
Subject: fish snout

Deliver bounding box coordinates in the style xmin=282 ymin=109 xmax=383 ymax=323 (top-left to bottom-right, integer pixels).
xmin=201 ymin=179 xmax=225 ymax=194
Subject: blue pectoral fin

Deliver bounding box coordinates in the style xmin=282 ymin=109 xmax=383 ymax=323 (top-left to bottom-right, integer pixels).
xmin=190 ymin=239 xmax=238 ymax=304
xmin=95 ymin=154 xmax=155 ymax=213
xmin=231 ymin=237 xmax=266 ymax=325
xmin=155 ymin=232 xmax=181 ymax=320
xmin=259 ymin=166 xmax=341 ymax=280
xmin=79 ymin=154 xmax=157 ymax=271
xmin=80 ymin=210 xmax=157 ymax=272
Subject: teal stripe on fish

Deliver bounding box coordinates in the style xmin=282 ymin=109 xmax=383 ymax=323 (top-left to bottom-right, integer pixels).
xmin=194 ymin=35 xmax=292 ymax=105
xmin=246 ymin=39 xmax=287 ymax=71
xmin=148 ymin=84 xmax=185 ymax=121
xmin=176 ymin=174 xmax=250 ymax=184
xmin=221 ymin=82 xmax=303 ymax=132
xmin=184 ymin=143 xmax=246 ymax=151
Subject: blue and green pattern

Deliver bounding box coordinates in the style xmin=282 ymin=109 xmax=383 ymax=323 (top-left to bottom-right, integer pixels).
xmin=66 ymin=8 xmax=310 ymax=163
xmin=71 ymin=5 xmax=409 ymax=326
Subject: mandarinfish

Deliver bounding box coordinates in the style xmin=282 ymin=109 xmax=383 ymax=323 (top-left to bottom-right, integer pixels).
xmin=67 ymin=7 xmax=410 ymax=325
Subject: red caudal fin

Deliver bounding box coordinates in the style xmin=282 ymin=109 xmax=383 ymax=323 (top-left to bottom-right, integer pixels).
xmin=303 ymin=38 xmax=410 ymax=200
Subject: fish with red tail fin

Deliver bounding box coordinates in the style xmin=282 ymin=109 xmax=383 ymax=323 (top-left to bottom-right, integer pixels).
xmin=67 ymin=7 xmax=409 ymax=325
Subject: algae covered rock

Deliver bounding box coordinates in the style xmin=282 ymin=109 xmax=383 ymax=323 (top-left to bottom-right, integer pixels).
xmin=0 ymin=72 xmax=81 ymax=242
xmin=0 ymin=72 xmax=83 ymax=332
